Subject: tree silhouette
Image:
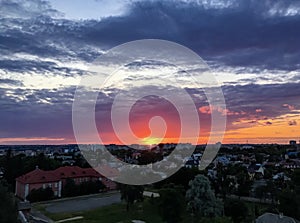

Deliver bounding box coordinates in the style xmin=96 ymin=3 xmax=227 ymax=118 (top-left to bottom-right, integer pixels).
xmin=0 ymin=180 xmax=17 ymax=223
xmin=120 ymin=184 xmax=144 ymax=211
xmin=186 ymin=174 xmax=223 ymax=218
xmin=224 ymin=199 xmax=248 ymax=223
xmin=158 ymin=186 xmax=184 ymax=223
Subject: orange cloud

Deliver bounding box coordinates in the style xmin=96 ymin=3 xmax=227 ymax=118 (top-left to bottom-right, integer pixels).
xmin=198 ymin=105 xmax=245 ymax=116
xmin=283 ymin=104 xmax=295 ymax=111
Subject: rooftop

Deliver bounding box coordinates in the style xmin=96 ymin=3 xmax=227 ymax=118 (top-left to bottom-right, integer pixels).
xmin=16 ymin=165 xmax=117 ymax=184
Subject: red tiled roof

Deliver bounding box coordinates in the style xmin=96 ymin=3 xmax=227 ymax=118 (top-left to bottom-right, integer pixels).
xmin=16 ymin=166 xmax=102 ymax=184
xmin=16 ymin=166 xmax=118 ymax=184
xmin=16 ymin=168 xmax=60 ymax=184
xmin=51 ymin=166 xmax=101 ymax=179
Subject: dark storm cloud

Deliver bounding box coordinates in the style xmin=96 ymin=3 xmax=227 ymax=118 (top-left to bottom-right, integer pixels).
xmin=78 ymin=0 xmax=300 ymax=71
xmin=223 ymin=83 xmax=300 ymax=117
xmin=188 ymin=82 xmax=300 ymax=120
xmin=0 ymin=86 xmax=117 ymax=139
xmin=220 ymin=82 xmax=300 ymax=130
xmin=0 ymin=78 xmax=24 ymax=86
xmin=0 ymin=87 xmax=75 ymax=138
xmin=1 ymin=0 xmax=300 ymax=72
xmin=0 ymin=59 xmax=86 ymax=76
xmin=0 ymin=0 xmax=62 ymax=19
xmin=1 ymin=0 xmax=300 ymax=141
xmin=0 ymin=82 xmax=299 ymax=140
xmin=0 ymin=17 xmax=102 ymax=62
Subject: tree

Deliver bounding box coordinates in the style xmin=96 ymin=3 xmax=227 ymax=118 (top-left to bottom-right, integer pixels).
xmin=26 ymin=187 xmax=54 ymax=202
xmin=292 ymin=169 xmax=300 ymax=194
xmin=24 ymin=153 xmax=61 ymax=172
xmin=1 ymin=151 xmax=61 ymax=192
xmin=213 ymin=164 xmax=235 ymax=199
xmin=79 ymin=180 xmax=106 ymax=195
xmin=158 ymin=187 xmax=184 ymax=223
xmin=199 ymin=217 xmax=233 ymax=223
xmin=278 ymin=189 xmax=300 ymax=219
xmin=62 ymin=178 xmax=79 ymax=197
xmin=255 ymin=185 xmax=267 ymax=201
xmin=0 ymin=181 xmax=18 ymax=223
xmin=154 ymin=167 xmax=202 ymax=190
xmin=255 ymin=153 xmax=264 ymax=164
xmin=236 ymin=168 xmax=252 ymax=197
xmin=266 ymin=180 xmax=277 ymax=204
xmin=224 ymin=199 xmax=248 ymax=223
xmin=120 ymin=184 xmax=144 ymax=211
xmin=3 ymin=149 xmax=15 ymax=189
xmin=186 ymin=174 xmax=223 ymax=218
xmin=138 ymin=151 xmax=162 ymax=165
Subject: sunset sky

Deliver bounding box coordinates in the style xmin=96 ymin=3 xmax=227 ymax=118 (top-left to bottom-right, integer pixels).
xmin=0 ymin=0 xmax=300 ymax=145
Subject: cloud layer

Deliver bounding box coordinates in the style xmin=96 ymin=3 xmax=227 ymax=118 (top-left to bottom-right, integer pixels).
xmin=1 ymin=0 xmax=300 ymax=144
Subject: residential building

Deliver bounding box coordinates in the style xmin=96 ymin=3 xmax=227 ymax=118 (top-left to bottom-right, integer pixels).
xmin=256 ymin=212 xmax=299 ymax=223
xmin=15 ymin=165 xmax=118 ymax=200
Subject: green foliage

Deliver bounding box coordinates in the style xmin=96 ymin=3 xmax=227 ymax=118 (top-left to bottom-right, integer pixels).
xmin=0 ymin=150 xmax=61 ymax=191
xmin=198 ymin=217 xmax=233 ymax=223
xmin=118 ymin=167 xmax=162 ymax=183
xmin=120 ymin=184 xmax=144 ymax=211
xmin=25 ymin=153 xmax=61 ymax=172
xmin=0 ymin=180 xmax=18 ymax=223
xmin=213 ymin=163 xmax=236 ymax=198
xmin=186 ymin=174 xmax=223 ymax=218
xmin=224 ymin=199 xmax=248 ymax=223
xmin=154 ymin=167 xmax=202 ymax=190
xmin=63 ymin=178 xmax=105 ymax=197
xmin=292 ymin=169 xmax=300 ymax=194
xmin=41 ymin=202 xmax=164 ymax=223
xmin=236 ymin=167 xmax=252 ymax=197
xmin=63 ymin=178 xmax=78 ymax=197
xmin=278 ymin=189 xmax=300 ymax=219
xmin=158 ymin=186 xmax=185 ymax=223
xmin=26 ymin=187 xmax=54 ymax=202
xmin=138 ymin=151 xmax=163 ymax=165
xmin=79 ymin=180 xmax=106 ymax=194
xmin=254 ymin=185 xmax=268 ymax=200
xmin=255 ymin=154 xmax=264 ymax=164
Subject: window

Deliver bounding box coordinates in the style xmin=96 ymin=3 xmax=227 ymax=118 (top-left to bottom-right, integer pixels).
xmin=48 ymin=183 xmax=52 ymax=188
xmin=42 ymin=184 xmax=46 ymax=189
xmin=55 ymin=183 xmax=58 ymax=188
xmin=54 ymin=191 xmax=58 ymax=196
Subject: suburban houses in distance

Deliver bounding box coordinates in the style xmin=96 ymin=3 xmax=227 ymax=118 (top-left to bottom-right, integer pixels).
xmin=5 ymin=140 xmax=300 ymax=202
xmin=0 ymin=141 xmax=300 ymax=223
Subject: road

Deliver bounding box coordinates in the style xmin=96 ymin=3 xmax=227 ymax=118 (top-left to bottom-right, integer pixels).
xmin=44 ymin=192 xmax=121 ymax=214
xmin=227 ymin=194 xmax=273 ymax=204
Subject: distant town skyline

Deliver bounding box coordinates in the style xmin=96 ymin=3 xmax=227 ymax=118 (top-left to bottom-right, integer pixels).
xmin=1 ymin=0 xmax=300 ymax=145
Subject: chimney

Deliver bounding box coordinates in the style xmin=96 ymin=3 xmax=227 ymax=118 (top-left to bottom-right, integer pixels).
xmin=279 ymin=213 xmax=283 ymax=218
xmin=36 ymin=165 xmax=39 ymax=170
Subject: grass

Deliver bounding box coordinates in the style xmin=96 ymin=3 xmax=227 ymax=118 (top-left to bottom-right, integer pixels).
xmin=37 ymin=197 xmax=270 ymax=223
xmin=38 ymin=200 xmax=228 ymax=223
xmin=37 ymin=199 xmax=164 ymax=223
